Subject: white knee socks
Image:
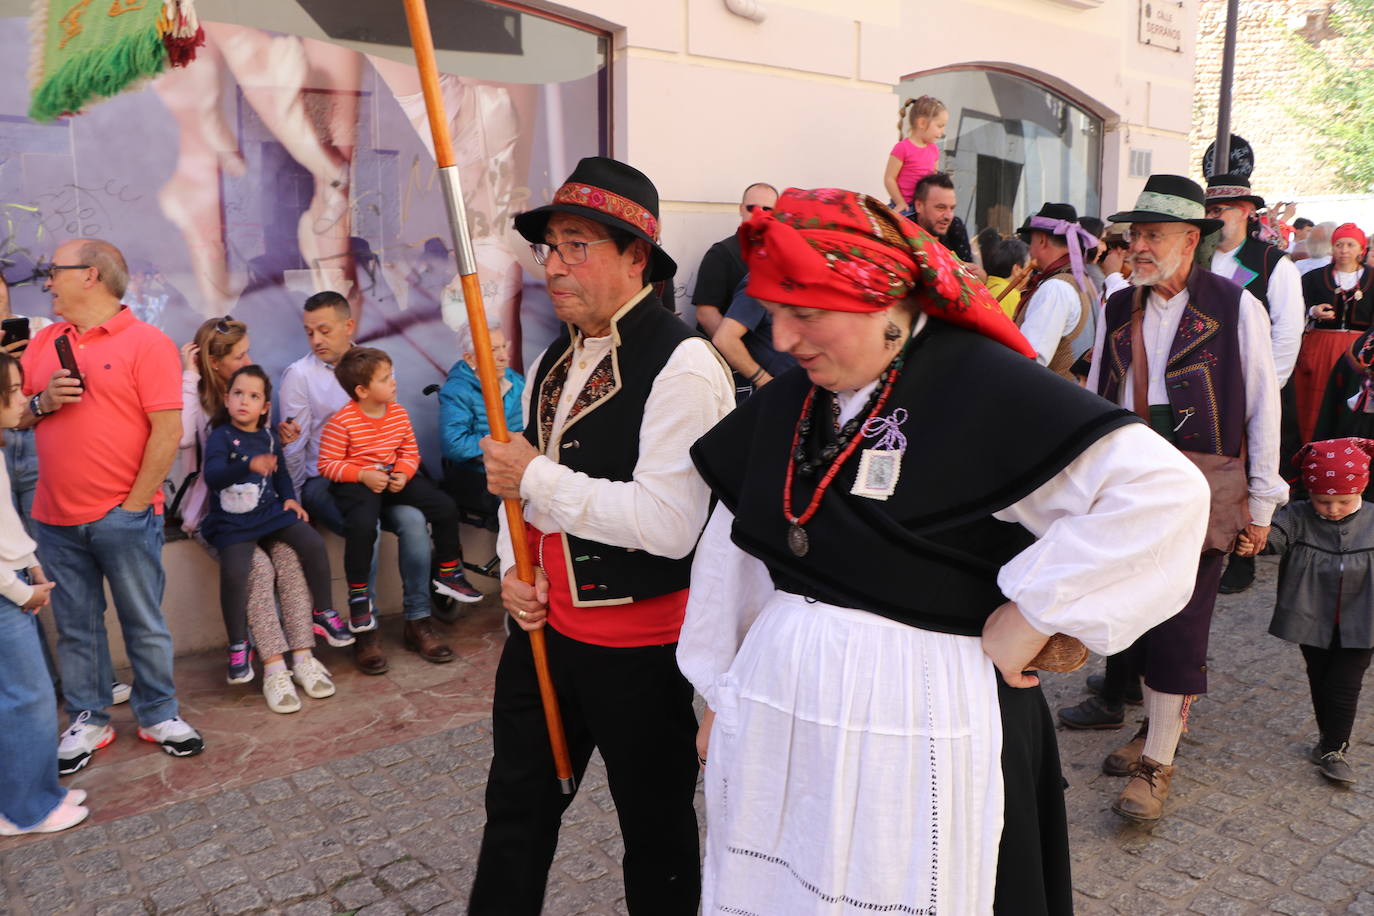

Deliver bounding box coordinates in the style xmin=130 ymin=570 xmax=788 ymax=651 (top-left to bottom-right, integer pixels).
xmin=1141 ymin=686 xmax=1185 ymax=765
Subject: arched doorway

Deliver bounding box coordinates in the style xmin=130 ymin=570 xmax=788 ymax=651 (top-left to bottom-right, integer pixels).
xmin=899 ymin=67 xmax=1104 ymax=234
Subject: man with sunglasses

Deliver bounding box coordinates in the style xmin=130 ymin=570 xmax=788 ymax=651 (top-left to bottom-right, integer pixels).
xmin=1059 ymin=175 xmax=1284 ymax=824
xmin=690 ymin=182 xmax=778 ymax=336
xmin=469 ymin=157 xmax=733 ymax=915
xmin=1204 ymin=173 xmax=1304 ymax=595
xmin=19 ymin=239 xmax=204 ymax=773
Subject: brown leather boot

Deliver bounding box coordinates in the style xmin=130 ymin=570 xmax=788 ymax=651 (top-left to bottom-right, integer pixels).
xmin=1111 ymin=755 xmax=1174 ymax=822
xmin=403 ymin=617 xmax=455 ymax=664
xmin=1103 ymin=719 xmax=1150 ymax=777
xmin=353 ymin=630 xmax=390 ymax=675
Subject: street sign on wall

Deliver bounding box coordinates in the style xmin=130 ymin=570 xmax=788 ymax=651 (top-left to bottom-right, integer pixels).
xmin=1139 ymin=0 xmax=1185 ymax=52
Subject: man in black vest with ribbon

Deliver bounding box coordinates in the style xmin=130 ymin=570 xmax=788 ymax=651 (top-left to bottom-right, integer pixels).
xmin=1204 ymin=173 xmax=1304 ymax=594
xmin=1061 ymin=174 xmax=1286 ymax=823
xmin=470 ymin=157 xmax=735 ymax=915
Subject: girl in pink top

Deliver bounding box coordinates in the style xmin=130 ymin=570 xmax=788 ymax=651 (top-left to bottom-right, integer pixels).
xmin=883 ymin=95 xmax=948 ymax=213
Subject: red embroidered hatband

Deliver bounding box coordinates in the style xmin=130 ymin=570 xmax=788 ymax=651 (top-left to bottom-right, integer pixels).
xmin=553 ymin=183 xmax=661 ymax=242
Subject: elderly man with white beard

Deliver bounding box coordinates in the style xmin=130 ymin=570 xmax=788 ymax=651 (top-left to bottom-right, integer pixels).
xmin=1057 ymin=175 xmax=1285 ymax=823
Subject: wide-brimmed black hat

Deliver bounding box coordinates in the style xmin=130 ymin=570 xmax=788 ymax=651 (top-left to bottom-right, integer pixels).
xmin=1107 ymin=174 xmax=1222 ymax=234
xmin=513 ymin=157 xmax=676 ymax=282
xmin=1017 ymin=202 xmax=1079 ymax=240
xmin=1205 ymin=172 xmax=1266 ymax=210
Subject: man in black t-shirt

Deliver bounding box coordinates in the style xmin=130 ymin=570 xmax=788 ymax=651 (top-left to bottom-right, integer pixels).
xmin=691 ymin=182 xmax=778 ymax=334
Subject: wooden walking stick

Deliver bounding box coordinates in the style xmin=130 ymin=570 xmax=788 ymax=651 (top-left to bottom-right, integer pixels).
xmin=995 ymin=262 xmax=1035 ymax=303
xmin=401 ymin=0 xmax=575 ymax=794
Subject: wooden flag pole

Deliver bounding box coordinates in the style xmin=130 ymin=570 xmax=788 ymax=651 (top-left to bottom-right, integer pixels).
xmin=401 ymin=0 xmax=575 ymax=795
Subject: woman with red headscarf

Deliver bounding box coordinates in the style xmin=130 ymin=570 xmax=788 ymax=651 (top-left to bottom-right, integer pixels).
xmin=678 ymin=189 xmax=1211 ymax=914
xmin=1295 ymin=224 xmax=1374 ymax=445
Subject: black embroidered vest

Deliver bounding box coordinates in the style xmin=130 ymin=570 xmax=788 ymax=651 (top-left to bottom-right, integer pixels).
xmin=1098 ymin=268 xmax=1247 ymax=458
xmin=1222 ymin=236 xmax=1287 ymax=310
xmin=526 ymin=293 xmax=703 ymax=607
xmin=691 ymin=321 xmax=1136 ymax=636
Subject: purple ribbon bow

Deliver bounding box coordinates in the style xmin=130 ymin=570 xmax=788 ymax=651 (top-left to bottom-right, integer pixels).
xmin=1028 ymin=216 xmax=1100 ymax=293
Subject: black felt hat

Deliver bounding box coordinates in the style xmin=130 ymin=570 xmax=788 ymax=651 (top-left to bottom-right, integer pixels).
xmin=1107 ymin=174 xmax=1222 ymax=234
xmin=1017 ymin=202 xmax=1079 ymax=240
xmin=513 ymin=157 xmax=676 ymax=282
xmin=1205 ymin=173 xmax=1266 ymax=210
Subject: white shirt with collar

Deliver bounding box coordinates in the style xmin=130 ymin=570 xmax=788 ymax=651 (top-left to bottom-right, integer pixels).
xmin=1209 ymin=246 xmax=1304 ymax=387
xmin=279 ymin=351 xmax=350 ymax=493
xmin=1086 ymin=281 xmax=1287 ymax=526
xmin=1017 ymin=276 xmax=1082 ymax=367
xmin=497 ymin=286 xmax=735 ymax=576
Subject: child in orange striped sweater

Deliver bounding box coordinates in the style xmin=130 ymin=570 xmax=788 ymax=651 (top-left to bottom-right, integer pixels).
xmin=318 ymin=347 xmax=477 ymax=632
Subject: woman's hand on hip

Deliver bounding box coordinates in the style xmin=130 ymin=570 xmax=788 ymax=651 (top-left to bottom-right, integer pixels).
xmin=981 ymin=601 xmax=1050 ymax=689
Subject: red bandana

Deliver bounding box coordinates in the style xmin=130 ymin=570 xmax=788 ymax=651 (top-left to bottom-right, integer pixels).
xmin=1298 ymin=437 xmax=1374 ymax=495
xmin=738 ymin=188 xmax=1034 ymax=357
xmin=1333 ymin=222 xmax=1367 ymax=253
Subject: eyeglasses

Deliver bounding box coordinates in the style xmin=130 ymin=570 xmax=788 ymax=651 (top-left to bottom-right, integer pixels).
xmin=214 ymin=315 xmax=236 ymax=333
xmin=34 ymin=264 xmax=90 ymax=281
xmin=1123 ymin=227 xmax=1193 ymax=246
xmin=745 ymin=204 xmax=774 ymax=213
xmin=530 ymin=239 xmax=614 ymax=266
xmin=1204 ymin=204 xmax=1239 ymax=218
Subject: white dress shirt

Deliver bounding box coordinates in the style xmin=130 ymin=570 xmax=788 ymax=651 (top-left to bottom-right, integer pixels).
xmin=1086 ymin=282 xmax=1287 ymax=525
xmin=1017 ymin=277 xmax=1082 ymax=367
xmin=0 ymin=456 xmax=38 ymax=607
xmin=279 ymin=351 xmax=350 ymax=493
xmin=497 ymin=289 xmax=735 ymax=576
xmin=1210 ymin=246 xmax=1304 ymax=386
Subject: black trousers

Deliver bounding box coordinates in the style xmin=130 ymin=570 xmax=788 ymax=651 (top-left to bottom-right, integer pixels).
xmin=218 ymin=521 xmax=332 ymax=644
xmin=330 ymin=476 xmax=458 ymax=586
xmin=1301 ymin=631 xmax=1374 ymax=751
xmin=469 ymin=623 xmax=701 ymax=916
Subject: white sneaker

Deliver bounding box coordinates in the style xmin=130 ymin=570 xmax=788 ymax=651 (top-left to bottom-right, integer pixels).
xmin=262 ymin=670 xmax=302 ymax=714
xmin=0 ymin=801 xmax=89 ymax=836
xmin=136 ymin=716 xmax=205 ymax=757
xmin=290 ymin=656 xmax=335 ymax=699
xmin=111 ymin=681 xmax=131 ymax=705
xmin=57 ymin=712 xmax=116 ymax=776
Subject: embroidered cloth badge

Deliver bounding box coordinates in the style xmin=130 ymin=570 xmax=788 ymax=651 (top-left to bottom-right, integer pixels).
xmin=851 ymin=407 xmax=907 ymax=500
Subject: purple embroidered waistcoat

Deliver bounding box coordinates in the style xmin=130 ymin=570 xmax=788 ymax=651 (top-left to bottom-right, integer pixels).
xmin=1097 ymin=267 xmax=1247 ymax=458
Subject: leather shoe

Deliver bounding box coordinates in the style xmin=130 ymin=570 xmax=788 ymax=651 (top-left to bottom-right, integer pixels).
xmin=1112 ymin=755 xmax=1174 ymax=822
xmin=1086 ymin=672 xmax=1142 ymax=706
xmin=1103 ymin=719 xmax=1150 ymax=776
xmin=1057 ymin=695 xmax=1124 ymax=730
xmin=1312 ymin=743 xmax=1357 ymax=784
xmin=353 ymin=630 xmax=389 ymax=675
xmin=1218 ymin=554 xmax=1255 ymax=594
xmin=403 ymin=617 xmax=455 ymax=664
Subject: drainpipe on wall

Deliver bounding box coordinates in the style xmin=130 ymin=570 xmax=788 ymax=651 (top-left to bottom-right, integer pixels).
xmin=1212 ymin=0 xmax=1240 ymax=175
xmin=724 ymin=0 xmax=767 ymax=23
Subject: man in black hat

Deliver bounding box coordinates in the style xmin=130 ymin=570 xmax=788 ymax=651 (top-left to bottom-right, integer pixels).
xmin=1204 ymin=173 xmax=1304 ymax=594
xmin=1060 ymin=174 xmax=1286 ymax=823
xmin=1014 ymin=202 xmax=1097 ymax=379
xmin=469 ymin=157 xmax=734 ymax=915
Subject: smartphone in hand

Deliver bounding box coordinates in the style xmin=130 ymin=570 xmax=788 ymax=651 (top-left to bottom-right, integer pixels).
xmin=54 ymin=334 xmax=84 ymax=390
xmin=1 ymin=317 xmax=30 ymax=348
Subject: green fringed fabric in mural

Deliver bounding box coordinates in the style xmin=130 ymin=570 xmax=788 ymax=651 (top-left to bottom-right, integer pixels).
xmin=29 ymin=0 xmax=169 ymax=123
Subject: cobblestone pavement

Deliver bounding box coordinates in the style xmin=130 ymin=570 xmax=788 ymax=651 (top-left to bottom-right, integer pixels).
xmin=2 ymin=556 xmax=1373 ymax=915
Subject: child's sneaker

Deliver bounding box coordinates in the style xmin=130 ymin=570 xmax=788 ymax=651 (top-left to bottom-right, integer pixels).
xmin=312 ymin=608 xmax=356 ymax=647
xmin=226 ymin=642 xmax=255 ymax=685
xmin=262 ymin=670 xmax=302 ymax=714
xmin=348 ymin=598 xmax=377 ymax=634
xmin=57 ymin=712 xmax=115 ymax=776
xmin=111 ymin=681 xmax=132 ymax=705
xmin=433 ymin=570 xmax=483 ymax=604
xmin=137 ymin=716 xmax=205 ymax=757
xmin=291 ymin=656 xmax=336 ymax=699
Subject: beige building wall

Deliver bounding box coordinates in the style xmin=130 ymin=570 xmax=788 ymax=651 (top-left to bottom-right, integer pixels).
xmin=1190 ymin=0 xmax=1342 ymax=201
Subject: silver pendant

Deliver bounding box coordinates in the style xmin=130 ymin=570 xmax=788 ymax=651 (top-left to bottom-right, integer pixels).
xmin=787 ymin=523 xmax=809 ymax=557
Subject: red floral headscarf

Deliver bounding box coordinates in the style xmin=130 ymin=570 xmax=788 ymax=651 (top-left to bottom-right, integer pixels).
xmin=738 ymin=188 xmax=1035 ymax=358
xmin=1297 ymin=437 xmax=1374 ymax=495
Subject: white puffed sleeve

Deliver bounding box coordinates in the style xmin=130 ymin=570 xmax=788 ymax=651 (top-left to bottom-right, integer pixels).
xmin=677 ymin=503 xmax=776 ymax=709
xmin=993 ymin=422 xmax=1210 ymax=656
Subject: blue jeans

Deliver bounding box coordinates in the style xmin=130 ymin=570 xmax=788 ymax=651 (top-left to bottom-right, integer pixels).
xmin=36 ymin=506 xmax=178 ymax=729
xmin=300 ymin=476 xmax=433 ymax=620
xmin=0 ymin=590 xmax=65 ymax=829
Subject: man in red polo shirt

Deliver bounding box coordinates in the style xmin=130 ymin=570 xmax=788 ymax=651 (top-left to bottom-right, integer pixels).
xmin=21 ymin=238 xmax=203 ymax=775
